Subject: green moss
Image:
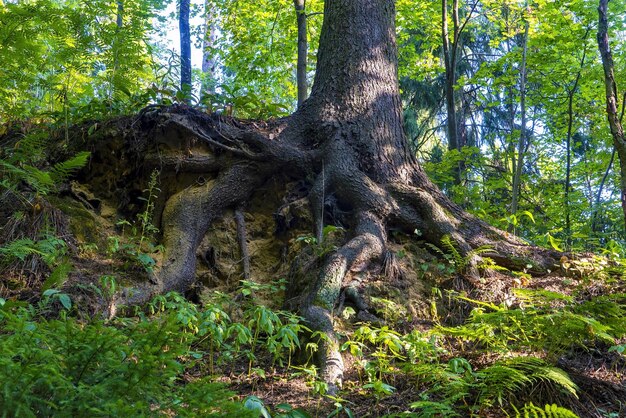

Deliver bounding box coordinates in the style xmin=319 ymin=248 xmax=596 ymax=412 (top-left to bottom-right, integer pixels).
xmin=48 ymin=196 xmax=101 ymax=245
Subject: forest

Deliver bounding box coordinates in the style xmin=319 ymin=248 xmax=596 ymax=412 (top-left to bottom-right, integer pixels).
xmin=1 ymin=0 xmax=626 ymax=416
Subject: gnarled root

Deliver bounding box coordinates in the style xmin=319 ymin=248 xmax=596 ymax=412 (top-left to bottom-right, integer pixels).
xmin=302 ymin=211 xmax=386 ymax=391
xmin=114 ymin=163 xmax=269 ymax=309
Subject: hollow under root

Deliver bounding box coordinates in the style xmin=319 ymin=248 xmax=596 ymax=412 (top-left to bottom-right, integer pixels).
xmin=113 ymin=164 xmax=265 ymax=310
xmin=302 ymin=211 xmax=386 ymax=391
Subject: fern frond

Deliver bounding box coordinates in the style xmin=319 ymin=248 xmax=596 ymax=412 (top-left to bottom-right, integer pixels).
xmin=409 ymin=400 xmax=459 ymax=417
xmin=0 ymin=160 xmax=54 ymax=195
xmin=477 ymin=357 xmax=577 ymax=408
xmin=441 ymin=235 xmax=463 ymax=268
xmin=0 ymin=151 xmax=90 ymax=195
xmin=515 ymin=402 xmax=579 ymax=418
xmin=50 ymin=151 xmax=90 ymax=183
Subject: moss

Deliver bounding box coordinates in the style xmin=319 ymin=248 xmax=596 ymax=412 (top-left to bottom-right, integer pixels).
xmin=48 ymin=196 xmax=103 ymax=245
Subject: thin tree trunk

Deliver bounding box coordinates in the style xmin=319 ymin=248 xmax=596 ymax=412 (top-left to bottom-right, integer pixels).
xmin=116 ymin=0 xmax=123 ymax=28
xmin=294 ymin=0 xmax=308 ymax=108
xmin=597 ymin=0 xmax=626 ymax=230
xmin=201 ymin=0 xmax=218 ymax=96
xmin=179 ymin=0 xmax=192 ymax=103
xmin=592 ymin=149 xmax=616 ymax=232
xmin=510 ymin=16 xmax=529 ymax=222
xmin=564 ymin=42 xmax=587 ymax=241
xmin=442 ymin=0 xmax=459 ymax=153
xmin=110 ymin=0 xmax=124 ymax=101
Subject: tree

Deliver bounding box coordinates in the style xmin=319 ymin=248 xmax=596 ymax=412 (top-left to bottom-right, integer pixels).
xmin=74 ymin=0 xmax=559 ymax=389
xmin=597 ymin=0 xmax=626 ymax=229
xmin=201 ymin=0 xmax=218 ymax=96
xmin=294 ymin=0 xmax=308 ymax=107
xmin=179 ymin=0 xmax=191 ymax=101
xmin=510 ymin=4 xmax=530 ymax=223
xmin=441 ymin=1 xmax=477 ymax=165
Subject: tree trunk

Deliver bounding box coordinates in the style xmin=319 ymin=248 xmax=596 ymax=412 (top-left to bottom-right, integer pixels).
xmin=564 ymin=32 xmax=588 ymax=243
xmin=82 ymin=0 xmax=560 ymax=389
xmin=201 ymin=0 xmax=218 ymax=96
xmin=442 ymin=0 xmax=459 ymax=154
xmin=294 ymin=0 xmax=308 ymax=108
xmin=510 ymin=16 xmax=529 ymax=223
xmin=597 ymin=0 xmax=626 ymax=230
xmin=179 ymin=0 xmax=191 ymax=102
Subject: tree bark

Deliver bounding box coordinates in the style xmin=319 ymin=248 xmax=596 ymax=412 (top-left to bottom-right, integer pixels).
xmin=294 ymin=0 xmax=308 ymax=108
xmin=510 ymin=14 xmax=529 ymax=223
xmin=597 ymin=0 xmax=626 ymax=230
xmin=442 ymin=0 xmax=459 ymax=154
xmin=179 ymin=0 xmax=192 ymax=102
xmin=201 ymin=0 xmax=218 ymax=96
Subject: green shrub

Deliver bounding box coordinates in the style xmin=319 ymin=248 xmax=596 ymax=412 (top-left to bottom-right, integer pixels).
xmin=0 ymin=300 xmax=252 ymax=417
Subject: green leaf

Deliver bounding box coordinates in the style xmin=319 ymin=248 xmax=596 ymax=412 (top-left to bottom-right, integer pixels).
xmin=58 ymin=293 xmax=71 ymax=310
xmin=520 ymin=210 xmax=535 ymax=224
xmin=41 ymin=260 xmax=72 ymax=291
xmin=243 ymin=395 xmax=271 ymax=418
xmin=547 ymin=234 xmax=563 ymax=252
xmin=42 ymin=289 xmax=60 ymax=297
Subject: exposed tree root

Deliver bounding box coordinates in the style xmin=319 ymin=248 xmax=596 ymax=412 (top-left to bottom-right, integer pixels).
xmin=74 ymin=105 xmax=560 ymax=384
xmin=235 ymin=208 xmax=251 ymax=280
xmin=302 ymin=211 xmax=386 ymax=390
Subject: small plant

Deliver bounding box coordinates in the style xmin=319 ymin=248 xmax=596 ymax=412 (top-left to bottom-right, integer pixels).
xmin=41 ymin=288 xmax=72 ymax=310
xmin=107 ymin=170 xmax=162 ymax=273
xmin=426 ymin=235 xmax=494 ymax=276
xmin=296 ymin=225 xmax=344 ymax=257
xmin=513 ymin=402 xmax=578 ymax=418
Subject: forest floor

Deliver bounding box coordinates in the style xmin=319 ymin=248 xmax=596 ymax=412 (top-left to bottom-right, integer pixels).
xmin=192 ymin=272 xmax=626 ymax=418
xmin=2 ymin=175 xmax=626 ymax=417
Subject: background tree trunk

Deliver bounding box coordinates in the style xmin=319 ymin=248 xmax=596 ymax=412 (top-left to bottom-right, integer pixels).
xmin=179 ymin=0 xmax=191 ymax=102
xmin=597 ymin=0 xmax=626 ymax=230
xmin=294 ymin=0 xmax=308 ymax=108
xmin=201 ymin=0 xmax=217 ymax=96
xmin=510 ymin=15 xmax=529 ymax=223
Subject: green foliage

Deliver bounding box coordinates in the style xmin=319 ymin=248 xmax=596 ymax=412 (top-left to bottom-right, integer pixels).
xmin=108 ymin=170 xmax=162 ymax=272
xmin=476 ymin=357 xmax=578 ymax=407
xmin=0 ymin=0 xmax=165 ymax=123
xmin=0 ymin=297 xmax=252 ymax=417
xmin=0 ymin=235 xmax=67 ymax=267
xmin=0 ymin=132 xmax=90 ymax=196
xmin=425 ymin=235 xmax=496 ymax=276
xmin=436 ymin=291 xmax=619 ymax=354
xmin=296 ymin=225 xmax=344 ymax=258
xmin=514 ymin=403 xmax=579 ymax=418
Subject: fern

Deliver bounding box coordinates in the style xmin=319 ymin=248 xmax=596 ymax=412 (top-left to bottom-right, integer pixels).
xmin=437 ymin=292 xmax=619 ymax=353
xmin=0 ymin=151 xmax=90 ymax=195
xmin=476 ymin=357 xmax=577 ymax=408
xmin=514 ymin=402 xmax=579 ymax=418
xmin=441 ymin=235 xmax=464 ymax=270
xmin=50 ymin=151 xmax=90 ymax=183
xmin=409 ymin=399 xmax=460 ymax=417
xmin=432 ymin=235 xmax=496 ymax=274
xmin=0 ymin=236 xmax=67 ymax=267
